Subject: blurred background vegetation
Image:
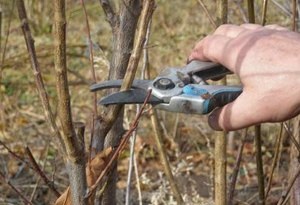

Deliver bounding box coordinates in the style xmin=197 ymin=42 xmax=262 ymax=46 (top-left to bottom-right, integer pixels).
xmin=0 ymin=0 xmax=298 ymax=204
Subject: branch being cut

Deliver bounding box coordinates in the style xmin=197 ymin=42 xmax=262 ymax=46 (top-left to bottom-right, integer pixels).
xmin=86 ymin=90 xmax=153 ymax=198
xmin=94 ymin=0 xmax=156 ymax=152
xmin=93 ymin=1 xmax=155 ymax=203
xmin=120 ymin=0 xmax=156 ymax=91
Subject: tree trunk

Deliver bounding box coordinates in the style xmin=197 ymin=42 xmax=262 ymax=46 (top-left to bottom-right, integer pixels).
xmin=94 ymin=1 xmax=142 ymax=204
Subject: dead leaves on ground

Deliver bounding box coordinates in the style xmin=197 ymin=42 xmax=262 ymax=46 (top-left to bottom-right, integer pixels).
xmin=54 ymin=147 xmax=113 ymax=205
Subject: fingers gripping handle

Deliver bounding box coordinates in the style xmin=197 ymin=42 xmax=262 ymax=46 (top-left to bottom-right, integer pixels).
xmin=183 ymin=85 xmax=242 ymax=114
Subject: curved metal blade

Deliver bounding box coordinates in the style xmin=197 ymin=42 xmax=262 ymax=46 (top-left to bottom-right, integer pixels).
xmin=90 ymin=79 xmax=152 ymax=92
xmin=99 ymin=89 xmax=163 ymax=105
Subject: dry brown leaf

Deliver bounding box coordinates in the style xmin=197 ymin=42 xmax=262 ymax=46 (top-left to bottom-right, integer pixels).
xmin=54 ymin=147 xmax=113 ymax=205
xmin=54 ymin=187 xmax=71 ymax=205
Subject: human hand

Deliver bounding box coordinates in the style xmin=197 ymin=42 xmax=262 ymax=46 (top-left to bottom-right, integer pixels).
xmin=189 ymin=24 xmax=300 ymax=131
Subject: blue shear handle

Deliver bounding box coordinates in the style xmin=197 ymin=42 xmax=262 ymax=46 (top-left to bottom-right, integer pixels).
xmin=183 ymin=85 xmax=242 ymax=114
xmin=203 ymin=88 xmax=242 ymax=114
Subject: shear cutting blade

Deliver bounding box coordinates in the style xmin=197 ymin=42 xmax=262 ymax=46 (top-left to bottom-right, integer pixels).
xmin=90 ymin=79 xmax=152 ymax=91
xmin=99 ymin=89 xmax=163 ymax=105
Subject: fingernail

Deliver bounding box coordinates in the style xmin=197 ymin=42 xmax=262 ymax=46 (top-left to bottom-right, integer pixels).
xmin=208 ymin=113 xmax=222 ymax=131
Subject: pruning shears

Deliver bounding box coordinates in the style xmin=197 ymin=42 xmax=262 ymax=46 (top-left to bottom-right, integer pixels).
xmin=90 ymin=60 xmax=242 ymax=114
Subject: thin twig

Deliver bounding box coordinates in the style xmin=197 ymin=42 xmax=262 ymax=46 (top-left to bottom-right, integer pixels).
xmin=283 ymin=122 xmax=300 ymax=154
xmin=1 ymin=0 xmax=15 ymax=80
xmin=1 ymin=140 xmax=61 ymax=199
xmin=125 ymin=115 xmax=139 ymax=205
xmin=99 ymin=0 xmax=117 ymax=27
xmin=261 ymin=0 xmax=268 ymax=25
xmin=0 ymin=171 xmax=33 ymax=205
xmin=196 ymin=124 xmax=214 ymax=195
xmin=277 ymin=166 xmax=300 ymax=205
xmin=89 ymin=113 xmax=95 ymax=160
xmin=233 ymin=0 xmax=248 ymax=23
xmin=228 ymin=129 xmax=248 ymax=205
xmin=197 ymin=0 xmax=217 ymax=28
xmin=265 ymin=123 xmax=283 ymax=199
xmin=0 ymin=140 xmax=26 ymax=163
xmin=80 ymin=0 xmax=98 ymax=117
xmin=80 ymin=0 xmax=98 ymax=163
xmin=25 ymin=146 xmax=60 ymax=197
xmin=125 ymin=16 xmax=152 ymax=205
xmin=270 ymin=0 xmax=291 ymax=17
xmin=255 ymin=125 xmax=265 ymax=205
xmin=0 ymin=9 xmax=2 ymax=53
xmin=15 ymin=0 xmax=65 ymax=154
xmin=172 ymin=113 xmax=180 ymax=139
xmin=292 ymin=0 xmax=297 ymax=31
xmin=86 ymin=90 xmax=153 ymax=198
xmin=150 ymin=109 xmax=184 ymax=204
xmin=134 ymin=153 xmax=143 ymax=205
xmin=120 ymin=0 xmax=156 ymax=91
xmin=217 ymin=0 xmax=228 ymax=25
xmin=254 ymin=5 xmax=266 ymax=205
xmin=30 ymin=144 xmax=49 ymax=202
xmin=247 ymin=0 xmax=255 ymax=23
xmin=215 ymin=1 xmax=228 ymax=204
xmin=287 ymin=116 xmax=300 ymax=204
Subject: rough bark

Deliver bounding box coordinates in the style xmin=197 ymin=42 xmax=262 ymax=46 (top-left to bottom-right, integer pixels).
xmin=92 ymin=0 xmax=142 ymax=155
xmin=94 ymin=1 xmax=142 ymax=204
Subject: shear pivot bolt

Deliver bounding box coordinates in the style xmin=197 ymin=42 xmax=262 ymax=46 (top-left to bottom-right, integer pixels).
xmin=154 ymin=78 xmax=175 ymax=90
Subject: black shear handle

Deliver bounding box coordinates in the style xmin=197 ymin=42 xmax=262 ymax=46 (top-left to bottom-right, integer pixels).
xmin=185 ymin=60 xmax=232 ymax=80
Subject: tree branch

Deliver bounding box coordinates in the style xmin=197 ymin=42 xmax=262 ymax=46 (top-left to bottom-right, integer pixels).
xmin=197 ymin=0 xmax=217 ymax=28
xmin=99 ymin=0 xmax=117 ymax=27
xmin=53 ymin=0 xmax=87 ymax=204
xmin=255 ymin=125 xmax=265 ymax=205
xmin=80 ymin=0 xmax=98 ymax=117
xmin=92 ymin=1 xmax=154 ymax=203
xmin=0 ymin=171 xmax=33 ymax=205
xmin=150 ymin=109 xmax=184 ymax=204
xmin=215 ymin=1 xmax=228 ymax=204
xmin=228 ymin=129 xmax=248 ymax=205
xmin=93 ymin=0 xmax=155 ymax=154
xmin=15 ymin=0 xmax=65 ymax=154
xmin=25 ymin=146 xmax=61 ymax=197
xmin=120 ymin=0 xmax=156 ymax=91
xmin=86 ymin=90 xmax=152 ymax=198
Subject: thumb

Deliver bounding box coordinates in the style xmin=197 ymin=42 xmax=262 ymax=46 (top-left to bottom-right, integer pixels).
xmin=208 ymin=93 xmax=264 ymax=131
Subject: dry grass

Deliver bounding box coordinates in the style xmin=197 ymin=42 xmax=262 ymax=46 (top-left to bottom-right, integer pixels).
xmin=0 ymin=0 xmax=297 ymax=204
